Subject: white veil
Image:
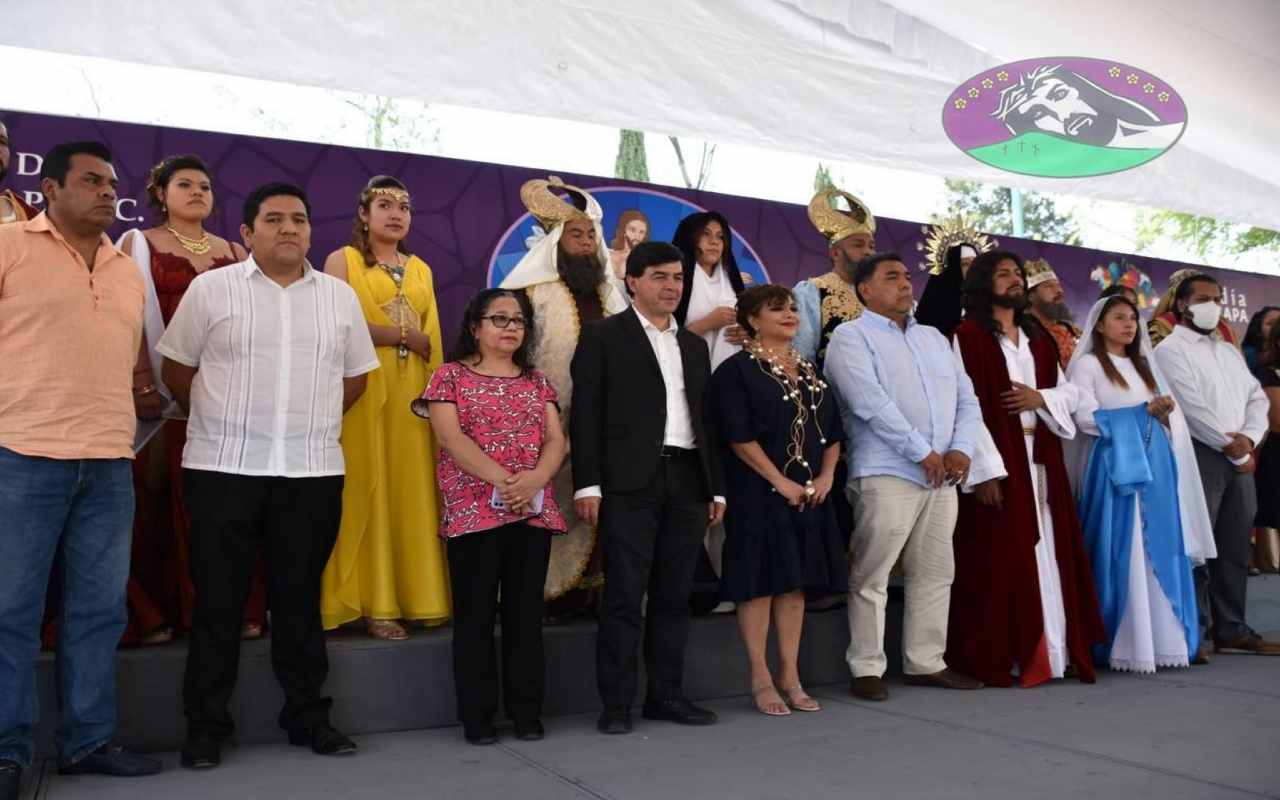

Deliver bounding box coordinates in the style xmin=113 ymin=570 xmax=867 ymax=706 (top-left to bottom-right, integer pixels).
xmin=1065 ymin=298 xmax=1217 ymax=564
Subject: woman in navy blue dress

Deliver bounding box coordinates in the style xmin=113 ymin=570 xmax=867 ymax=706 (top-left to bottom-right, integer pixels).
xmin=707 ymin=285 xmax=846 ymax=717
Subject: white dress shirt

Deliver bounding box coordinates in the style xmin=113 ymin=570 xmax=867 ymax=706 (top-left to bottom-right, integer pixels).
xmin=156 ymin=256 xmax=379 ymax=478
xmin=1154 ymin=324 xmax=1269 ymax=464
xmin=574 ymin=307 xmax=724 ymax=504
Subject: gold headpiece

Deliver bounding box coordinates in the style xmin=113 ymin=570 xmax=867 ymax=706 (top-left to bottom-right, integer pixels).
xmin=916 ymin=217 xmax=997 ymax=275
xmin=1023 ymin=257 xmax=1060 ymax=289
xmin=368 ymin=186 xmax=410 ymax=202
xmin=807 ymin=187 xmax=875 ymax=245
xmin=520 ymin=175 xmax=592 ymax=231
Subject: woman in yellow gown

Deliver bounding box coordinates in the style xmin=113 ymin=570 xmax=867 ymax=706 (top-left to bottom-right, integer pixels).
xmin=320 ymin=176 xmax=451 ymax=638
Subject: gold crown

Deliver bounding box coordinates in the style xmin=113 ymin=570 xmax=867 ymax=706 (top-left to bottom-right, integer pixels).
xmin=807 ymin=187 xmax=875 ymax=244
xmin=915 ymin=217 xmax=997 ymax=275
xmin=369 ymin=186 xmax=409 ymax=202
xmin=1023 ymin=257 xmax=1060 ymax=289
xmin=520 ymin=175 xmax=592 ymax=231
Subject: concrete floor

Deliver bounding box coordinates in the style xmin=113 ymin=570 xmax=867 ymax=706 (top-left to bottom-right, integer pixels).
xmin=25 ymin=574 xmax=1280 ymax=800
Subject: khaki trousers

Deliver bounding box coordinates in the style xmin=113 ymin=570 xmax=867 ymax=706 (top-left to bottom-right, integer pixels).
xmin=846 ymin=475 xmax=958 ymax=677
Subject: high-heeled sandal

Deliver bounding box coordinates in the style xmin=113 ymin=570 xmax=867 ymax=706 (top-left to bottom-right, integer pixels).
xmin=780 ymin=684 xmax=821 ymax=712
xmin=751 ymin=684 xmax=791 ymax=716
xmin=366 ymin=618 xmax=409 ymax=641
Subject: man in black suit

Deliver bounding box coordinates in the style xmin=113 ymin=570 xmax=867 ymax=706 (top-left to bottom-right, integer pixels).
xmin=571 ymin=241 xmax=726 ymax=735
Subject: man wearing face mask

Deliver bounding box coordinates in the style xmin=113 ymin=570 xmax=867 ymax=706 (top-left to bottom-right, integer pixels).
xmin=1154 ymin=273 xmax=1280 ymax=658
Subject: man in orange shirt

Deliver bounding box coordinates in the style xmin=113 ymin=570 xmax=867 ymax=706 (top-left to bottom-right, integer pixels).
xmin=0 ymin=142 xmax=161 ymax=800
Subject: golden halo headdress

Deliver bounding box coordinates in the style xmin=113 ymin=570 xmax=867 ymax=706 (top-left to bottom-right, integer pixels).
xmin=916 ymin=217 xmax=997 ymax=275
xmin=520 ymin=175 xmax=593 ymax=231
xmin=808 ymin=187 xmax=875 ymax=245
xmin=368 ymin=186 xmax=409 ymax=202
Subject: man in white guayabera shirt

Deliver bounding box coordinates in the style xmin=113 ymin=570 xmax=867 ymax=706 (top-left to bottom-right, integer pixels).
xmin=158 ymin=183 xmax=380 ymax=770
xmin=1154 ymin=272 xmax=1280 ymax=659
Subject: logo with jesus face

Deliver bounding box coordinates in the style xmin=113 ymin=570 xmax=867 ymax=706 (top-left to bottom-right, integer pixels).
xmin=943 ymin=58 xmax=1186 ymax=178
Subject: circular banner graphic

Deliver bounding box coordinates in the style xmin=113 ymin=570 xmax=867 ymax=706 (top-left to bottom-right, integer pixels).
xmin=487 ymin=186 xmax=770 ymax=288
xmin=942 ymin=57 xmax=1187 ymax=179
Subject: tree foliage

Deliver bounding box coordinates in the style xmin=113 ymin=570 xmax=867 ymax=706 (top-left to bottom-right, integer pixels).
xmin=1135 ymin=210 xmax=1279 ymax=258
xmin=938 ymin=179 xmax=1082 ymax=246
xmin=614 ymin=130 xmax=651 ymax=181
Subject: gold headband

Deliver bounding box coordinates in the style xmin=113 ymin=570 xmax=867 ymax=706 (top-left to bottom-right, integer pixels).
xmin=1023 ymin=258 xmax=1060 ymax=289
xmin=520 ymin=175 xmax=591 ymax=231
xmin=368 ymin=186 xmax=410 ymax=202
xmin=808 ymin=187 xmax=875 ymax=244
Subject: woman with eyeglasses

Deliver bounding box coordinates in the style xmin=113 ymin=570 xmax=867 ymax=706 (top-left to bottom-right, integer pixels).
xmin=414 ymin=288 xmax=567 ymax=745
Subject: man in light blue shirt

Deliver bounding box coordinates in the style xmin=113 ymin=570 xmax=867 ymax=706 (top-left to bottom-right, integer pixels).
xmin=824 ymin=252 xmax=988 ymax=702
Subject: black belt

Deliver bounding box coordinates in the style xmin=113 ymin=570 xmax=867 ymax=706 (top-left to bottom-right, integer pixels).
xmin=660 ymin=446 xmax=698 ymax=459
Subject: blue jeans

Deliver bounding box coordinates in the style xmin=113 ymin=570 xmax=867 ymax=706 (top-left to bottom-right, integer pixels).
xmin=0 ymin=446 xmax=132 ymax=766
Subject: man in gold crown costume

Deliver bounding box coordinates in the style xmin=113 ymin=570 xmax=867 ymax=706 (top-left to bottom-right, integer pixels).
xmin=793 ymin=187 xmax=877 ymax=370
xmin=499 ymin=177 xmax=628 ymax=614
xmin=0 ymin=119 xmax=38 ymax=225
xmin=1023 ymin=257 xmax=1082 ymax=368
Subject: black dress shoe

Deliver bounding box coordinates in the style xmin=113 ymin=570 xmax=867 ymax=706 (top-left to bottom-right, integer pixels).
xmin=597 ymin=707 xmax=633 ymax=735
xmin=180 ymin=736 xmax=222 ymax=769
xmin=641 ymin=697 xmax=718 ymax=726
xmin=58 ymin=741 xmax=163 ymax=776
xmin=850 ymin=675 xmax=889 ymax=702
xmin=1 ymin=760 xmax=21 ymax=800
xmin=464 ymin=723 xmax=498 ymax=745
xmin=287 ymin=724 xmax=357 ymax=756
xmin=512 ymin=719 xmax=545 ymax=741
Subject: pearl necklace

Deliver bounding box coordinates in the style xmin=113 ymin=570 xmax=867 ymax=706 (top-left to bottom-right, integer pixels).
xmin=744 ymin=340 xmax=829 ymax=498
xmin=166 ymin=226 xmax=212 ymax=256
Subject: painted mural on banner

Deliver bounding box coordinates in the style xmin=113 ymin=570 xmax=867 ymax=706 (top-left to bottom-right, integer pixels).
xmin=2 ymin=109 xmax=1266 ymax=341
xmin=943 ymin=57 xmax=1187 ymax=178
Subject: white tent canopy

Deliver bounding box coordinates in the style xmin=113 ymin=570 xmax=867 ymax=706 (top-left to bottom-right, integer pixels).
xmin=7 ymin=0 xmax=1278 ymax=228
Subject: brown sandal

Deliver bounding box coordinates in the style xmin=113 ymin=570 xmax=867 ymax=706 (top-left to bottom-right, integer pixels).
xmin=751 ymin=684 xmax=791 ymax=716
xmin=780 ymin=684 xmax=821 ymax=712
xmin=367 ymin=618 xmax=409 ymax=641
xmin=241 ymin=623 xmax=264 ymax=640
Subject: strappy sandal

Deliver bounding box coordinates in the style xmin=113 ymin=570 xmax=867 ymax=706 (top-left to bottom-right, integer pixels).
xmin=366 ymin=618 xmax=409 ymax=641
xmin=752 ymin=684 xmax=791 ymax=716
xmin=241 ymin=623 xmax=264 ymax=640
xmin=780 ymin=684 xmax=821 ymax=712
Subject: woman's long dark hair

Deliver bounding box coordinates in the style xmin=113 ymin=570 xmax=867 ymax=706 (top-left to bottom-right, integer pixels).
xmin=1243 ymin=305 xmax=1280 ymax=371
xmin=349 ymin=175 xmax=412 ymax=267
xmin=1260 ymin=315 xmax=1280 ymax=370
xmin=671 ymin=211 xmax=746 ymax=325
xmin=1091 ymin=295 xmax=1158 ymax=392
xmin=961 ymin=249 xmax=1042 ymax=341
xmin=915 ymin=242 xmax=975 ymax=339
xmin=449 ymin=289 xmax=536 ymax=371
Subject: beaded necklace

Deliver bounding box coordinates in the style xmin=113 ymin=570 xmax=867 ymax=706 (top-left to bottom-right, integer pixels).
xmin=743 ymin=339 xmax=829 ymax=498
xmin=376 ymin=253 xmax=410 ymax=360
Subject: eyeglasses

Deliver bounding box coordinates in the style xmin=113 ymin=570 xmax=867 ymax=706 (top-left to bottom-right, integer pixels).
xmin=480 ymin=314 xmax=527 ymax=330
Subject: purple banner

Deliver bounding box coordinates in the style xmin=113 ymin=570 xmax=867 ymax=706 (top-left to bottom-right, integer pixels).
xmin=3 ymin=110 xmax=1273 ymax=340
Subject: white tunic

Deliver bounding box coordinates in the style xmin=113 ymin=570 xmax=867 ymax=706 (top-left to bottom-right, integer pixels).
xmin=685 ymin=263 xmax=740 ymax=372
xmin=1069 ymin=354 xmax=1190 ymax=672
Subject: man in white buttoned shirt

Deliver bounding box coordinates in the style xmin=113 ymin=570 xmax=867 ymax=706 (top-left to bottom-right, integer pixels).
xmin=158 ymin=183 xmax=380 ymax=769
xmin=1154 ymin=273 xmax=1280 ymax=658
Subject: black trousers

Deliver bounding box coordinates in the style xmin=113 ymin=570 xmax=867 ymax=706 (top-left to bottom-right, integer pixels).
xmin=446 ymin=523 xmax=552 ymax=732
xmin=597 ymin=452 xmax=709 ymax=707
xmin=182 ymin=469 xmax=343 ymax=739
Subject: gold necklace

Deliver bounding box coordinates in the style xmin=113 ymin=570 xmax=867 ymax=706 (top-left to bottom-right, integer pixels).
xmin=166 ymin=226 xmax=211 ymax=255
xmin=743 ymin=339 xmax=830 ymax=498
xmin=376 ymin=253 xmax=411 ymax=360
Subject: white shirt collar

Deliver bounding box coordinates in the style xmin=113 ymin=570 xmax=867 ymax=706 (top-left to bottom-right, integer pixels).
xmin=861 ymin=307 xmax=915 ymax=331
xmin=633 ymin=305 xmax=677 ymax=334
xmin=242 ymin=254 xmax=316 ymax=284
xmin=1169 ymin=323 xmax=1212 ymax=345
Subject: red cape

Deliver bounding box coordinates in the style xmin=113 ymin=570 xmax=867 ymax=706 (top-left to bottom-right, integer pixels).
xmin=948 ymin=319 xmax=1105 ymax=687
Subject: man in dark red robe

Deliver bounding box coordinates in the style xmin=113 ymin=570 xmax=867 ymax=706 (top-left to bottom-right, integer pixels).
xmin=0 ymin=119 xmax=38 ymax=224
xmin=947 ymin=250 xmax=1104 ymax=688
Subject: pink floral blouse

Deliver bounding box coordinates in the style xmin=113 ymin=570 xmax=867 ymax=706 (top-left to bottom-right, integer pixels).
xmin=417 ymin=362 xmax=566 ymax=538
